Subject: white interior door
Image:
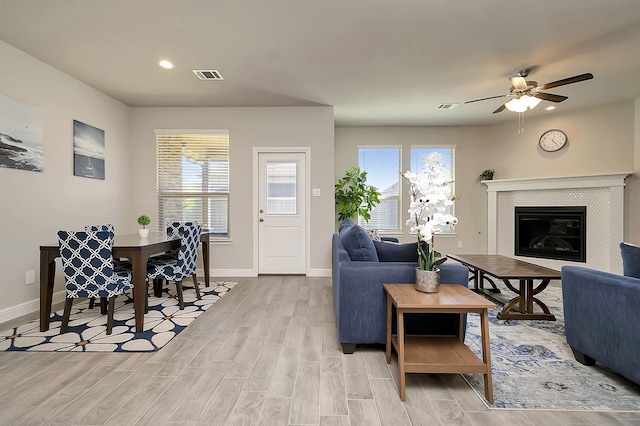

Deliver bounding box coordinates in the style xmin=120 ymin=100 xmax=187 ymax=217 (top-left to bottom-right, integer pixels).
xmin=258 ymin=152 xmax=306 ymax=274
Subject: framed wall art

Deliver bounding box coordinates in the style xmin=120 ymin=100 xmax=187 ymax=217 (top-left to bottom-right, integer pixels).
xmin=0 ymin=93 xmax=44 ymax=172
xmin=73 ymin=119 xmax=105 ymax=179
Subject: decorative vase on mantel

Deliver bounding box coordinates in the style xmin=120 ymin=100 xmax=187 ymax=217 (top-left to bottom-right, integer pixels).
xmin=415 ymin=268 xmax=440 ymax=293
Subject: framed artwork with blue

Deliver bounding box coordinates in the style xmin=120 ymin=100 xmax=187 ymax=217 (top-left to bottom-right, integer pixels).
xmin=73 ymin=119 xmax=105 ymax=180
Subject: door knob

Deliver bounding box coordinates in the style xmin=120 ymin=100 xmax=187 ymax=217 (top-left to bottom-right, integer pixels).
xmin=259 ymin=209 xmax=264 ymax=213
xmin=259 ymin=218 xmax=264 ymax=222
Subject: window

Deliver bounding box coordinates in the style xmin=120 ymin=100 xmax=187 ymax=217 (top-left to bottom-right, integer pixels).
xmin=358 ymin=146 xmax=401 ymax=231
xmin=410 ymin=146 xmax=456 ymax=232
xmin=156 ymin=131 xmax=229 ymax=239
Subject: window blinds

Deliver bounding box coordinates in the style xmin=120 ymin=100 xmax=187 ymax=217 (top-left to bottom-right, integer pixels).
xmin=156 ymin=132 xmax=230 ymax=238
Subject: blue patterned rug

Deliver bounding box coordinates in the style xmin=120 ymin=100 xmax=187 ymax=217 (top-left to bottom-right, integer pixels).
xmin=463 ymin=283 xmax=640 ymax=411
xmin=0 ymin=281 xmax=236 ymax=352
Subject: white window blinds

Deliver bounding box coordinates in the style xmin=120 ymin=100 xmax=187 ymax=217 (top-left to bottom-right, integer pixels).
xmin=156 ymin=132 xmax=229 ymax=238
xmin=358 ymin=146 xmax=402 ymax=231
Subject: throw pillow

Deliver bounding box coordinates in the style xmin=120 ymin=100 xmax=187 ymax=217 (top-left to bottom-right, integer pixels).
xmin=339 ymin=224 xmax=379 ymax=262
xmin=374 ymin=240 xmax=428 ymax=262
xmin=620 ymin=242 xmax=640 ymax=279
xmin=339 ymin=218 xmax=354 ymax=234
xmin=366 ymin=228 xmax=381 ymax=241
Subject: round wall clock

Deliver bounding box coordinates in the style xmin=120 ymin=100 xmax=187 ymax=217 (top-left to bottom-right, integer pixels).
xmin=539 ymin=129 xmax=568 ymax=152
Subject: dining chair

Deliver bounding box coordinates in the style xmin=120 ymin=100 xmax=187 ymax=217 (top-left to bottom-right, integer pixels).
xmin=57 ymin=230 xmax=133 ymax=335
xmin=84 ymin=224 xmax=131 ymax=310
xmin=146 ymin=222 xmax=202 ymax=309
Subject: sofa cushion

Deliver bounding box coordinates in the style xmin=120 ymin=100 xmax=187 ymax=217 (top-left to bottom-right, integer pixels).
xmin=620 ymin=242 xmax=640 ymax=279
xmin=339 ymin=224 xmax=379 ymax=262
xmin=373 ymin=240 xmax=419 ymax=262
xmin=373 ymin=240 xmax=430 ymax=262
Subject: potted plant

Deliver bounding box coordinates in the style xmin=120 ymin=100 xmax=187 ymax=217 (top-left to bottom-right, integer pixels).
xmin=335 ymin=166 xmax=381 ymax=223
xmin=137 ymin=215 xmax=151 ymax=238
xmin=403 ymin=152 xmax=459 ymax=292
xmin=478 ymin=169 xmax=495 ymax=181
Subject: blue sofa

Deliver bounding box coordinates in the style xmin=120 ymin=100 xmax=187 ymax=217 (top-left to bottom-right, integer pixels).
xmin=332 ymin=226 xmax=470 ymax=354
xmin=561 ymin=265 xmax=640 ymax=385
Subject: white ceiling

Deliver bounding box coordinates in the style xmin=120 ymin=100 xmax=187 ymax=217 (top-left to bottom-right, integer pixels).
xmin=1 ymin=0 xmax=640 ymax=126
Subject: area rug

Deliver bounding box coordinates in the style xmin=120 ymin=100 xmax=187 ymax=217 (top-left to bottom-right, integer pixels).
xmin=0 ymin=281 xmax=237 ymax=352
xmin=463 ymin=282 xmax=640 ymax=411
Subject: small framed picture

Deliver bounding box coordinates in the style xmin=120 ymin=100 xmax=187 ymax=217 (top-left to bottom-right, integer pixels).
xmin=73 ymin=119 xmax=105 ymax=180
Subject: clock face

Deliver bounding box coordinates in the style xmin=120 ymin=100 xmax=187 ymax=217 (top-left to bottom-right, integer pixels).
xmin=539 ymin=129 xmax=567 ymax=152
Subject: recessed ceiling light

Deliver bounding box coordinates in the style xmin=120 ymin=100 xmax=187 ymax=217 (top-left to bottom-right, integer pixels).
xmin=545 ymin=106 xmax=556 ymax=111
xmin=157 ymin=59 xmax=175 ymax=69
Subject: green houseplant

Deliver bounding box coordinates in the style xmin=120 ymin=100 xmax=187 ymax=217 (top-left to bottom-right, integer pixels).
xmin=478 ymin=169 xmax=495 ymax=181
xmin=335 ymin=166 xmax=381 ymax=222
xmin=137 ymin=214 xmax=151 ymax=238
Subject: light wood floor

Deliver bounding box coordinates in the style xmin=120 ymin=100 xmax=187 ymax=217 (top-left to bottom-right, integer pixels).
xmin=0 ymin=276 xmax=638 ymax=425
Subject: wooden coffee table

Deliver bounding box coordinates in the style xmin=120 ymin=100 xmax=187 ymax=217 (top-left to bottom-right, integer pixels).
xmin=384 ymin=283 xmax=495 ymax=403
xmin=447 ymin=254 xmax=561 ymax=321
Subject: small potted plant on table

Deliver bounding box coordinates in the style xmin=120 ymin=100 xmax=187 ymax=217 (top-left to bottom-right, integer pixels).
xmin=137 ymin=215 xmax=151 ymax=238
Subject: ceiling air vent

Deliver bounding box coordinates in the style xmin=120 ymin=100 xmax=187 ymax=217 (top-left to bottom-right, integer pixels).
xmin=192 ymin=70 xmax=224 ymax=80
xmin=436 ymin=103 xmax=459 ymax=110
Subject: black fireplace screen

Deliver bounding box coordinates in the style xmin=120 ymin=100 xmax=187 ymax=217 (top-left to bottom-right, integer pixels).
xmin=514 ymin=206 xmax=586 ymax=262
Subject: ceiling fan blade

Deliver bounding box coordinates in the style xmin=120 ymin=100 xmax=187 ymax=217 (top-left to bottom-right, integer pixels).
xmin=510 ymin=76 xmax=528 ymax=90
xmin=492 ymin=104 xmax=507 ymax=114
xmin=465 ymin=94 xmax=508 ymax=104
xmin=539 ymin=73 xmax=594 ymax=90
xmin=533 ymin=92 xmax=568 ymax=103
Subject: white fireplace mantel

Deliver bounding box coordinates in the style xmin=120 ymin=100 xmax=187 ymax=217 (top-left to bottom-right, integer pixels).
xmin=485 ymin=173 xmax=631 ymax=273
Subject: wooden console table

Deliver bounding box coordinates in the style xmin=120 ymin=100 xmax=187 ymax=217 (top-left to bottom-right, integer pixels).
xmin=447 ymin=254 xmax=560 ymax=321
xmin=384 ymin=283 xmax=494 ymax=403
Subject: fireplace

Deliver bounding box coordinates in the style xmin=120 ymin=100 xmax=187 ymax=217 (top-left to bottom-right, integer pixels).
xmin=514 ymin=206 xmax=586 ymax=263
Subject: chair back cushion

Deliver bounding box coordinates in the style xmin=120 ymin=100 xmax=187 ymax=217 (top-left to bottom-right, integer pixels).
xmin=57 ymin=230 xmax=128 ymax=298
xmin=620 ymin=242 xmax=640 ymax=279
xmin=177 ymin=222 xmax=201 ymax=274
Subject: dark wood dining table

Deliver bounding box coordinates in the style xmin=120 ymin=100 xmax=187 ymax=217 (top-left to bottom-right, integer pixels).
xmin=446 ymin=254 xmax=560 ymax=321
xmin=39 ymin=231 xmax=211 ymax=333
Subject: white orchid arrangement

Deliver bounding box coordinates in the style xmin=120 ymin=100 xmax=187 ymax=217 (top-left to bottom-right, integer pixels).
xmin=403 ymin=152 xmax=459 ymax=271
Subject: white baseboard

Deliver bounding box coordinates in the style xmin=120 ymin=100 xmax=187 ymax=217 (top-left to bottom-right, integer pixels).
xmin=0 ymin=290 xmax=66 ymax=324
xmin=306 ymin=268 xmax=331 ymax=277
xmin=204 ymin=268 xmax=331 ymax=278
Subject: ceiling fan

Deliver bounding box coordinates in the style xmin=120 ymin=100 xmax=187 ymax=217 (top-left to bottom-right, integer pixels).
xmin=465 ymin=68 xmax=594 ymax=114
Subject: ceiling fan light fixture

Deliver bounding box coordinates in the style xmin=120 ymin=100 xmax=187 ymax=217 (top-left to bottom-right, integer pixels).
xmin=505 ymin=95 xmax=541 ymax=112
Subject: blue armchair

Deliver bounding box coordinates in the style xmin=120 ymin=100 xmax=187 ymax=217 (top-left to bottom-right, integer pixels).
xmin=562 ymin=265 xmax=640 ymax=385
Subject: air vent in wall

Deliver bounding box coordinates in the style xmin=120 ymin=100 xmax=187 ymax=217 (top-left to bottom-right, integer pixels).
xmin=192 ymin=70 xmax=224 ymax=80
xmin=436 ymin=103 xmax=459 ymax=110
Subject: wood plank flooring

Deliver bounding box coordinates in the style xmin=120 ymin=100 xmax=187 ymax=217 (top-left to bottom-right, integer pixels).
xmin=0 ymin=276 xmax=639 ymax=425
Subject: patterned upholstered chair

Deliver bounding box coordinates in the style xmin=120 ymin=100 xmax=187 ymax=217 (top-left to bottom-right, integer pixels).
xmin=84 ymin=224 xmax=131 ymax=310
xmin=57 ymin=230 xmax=133 ymax=335
xmin=147 ymin=222 xmax=202 ymax=309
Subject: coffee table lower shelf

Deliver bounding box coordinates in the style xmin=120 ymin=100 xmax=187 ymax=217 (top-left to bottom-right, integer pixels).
xmin=391 ymin=335 xmax=488 ymax=374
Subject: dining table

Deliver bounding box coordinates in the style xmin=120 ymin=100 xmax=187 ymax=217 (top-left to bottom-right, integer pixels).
xmin=39 ymin=231 xmax=211 ymax=333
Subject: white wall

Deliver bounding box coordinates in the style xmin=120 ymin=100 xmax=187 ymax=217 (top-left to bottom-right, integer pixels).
xmin=129 ymin=106 xmax=335 ymax=277
xmin=0 ymin=41 xmax=132 ymax=317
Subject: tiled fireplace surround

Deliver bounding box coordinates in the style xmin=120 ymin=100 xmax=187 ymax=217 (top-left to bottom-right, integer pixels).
xmin=485 ymin=173 xmax=630 ymax=274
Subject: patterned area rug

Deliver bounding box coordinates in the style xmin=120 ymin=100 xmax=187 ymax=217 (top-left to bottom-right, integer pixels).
xmin=464 ymin=282 xmax=640 ymax=411
xmin=0 ymin=281 xmax=236 ymax=352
